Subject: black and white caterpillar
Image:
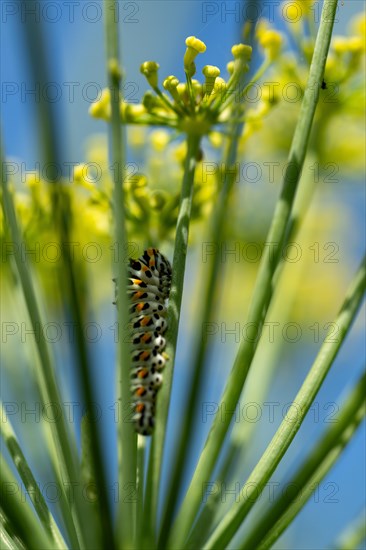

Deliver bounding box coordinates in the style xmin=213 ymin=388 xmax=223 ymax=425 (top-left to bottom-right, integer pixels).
xmin=114 ymin=248 xmax=172 ymax=436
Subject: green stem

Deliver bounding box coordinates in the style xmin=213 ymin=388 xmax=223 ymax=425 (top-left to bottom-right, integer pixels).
xmin=143 ymin=132 xmax=201 ymax=544
xmin=217 ymin=58 xmax=271 ymax=115
xmin=153 ymin=87 xmax=185 ymax=117
xmin=185 ymin=445 xmax=237 ymax=549
xmin=0 ymin=403 xmax=67 ymax=549
xmin=333 ymin=508 xmax=366 ymax=550
xmin=55 ymin=188 xmax=114 ymax=549
xmin=0 ymin=526 xmax=21 ymax=550
xmin=203 ymin=256 xmax=365 ymax=548
xmin=185 ymin=72 xmax=197 ymax=113
xmin=0 ymin=457 xmax=54 ymax=550
xmin=159 ymin=119 xmax=242 ymax=546
xmin=0 ymin=508 xmax=26 ymax=550
xmin=168 ymin=1 xmax=339 ymax=546
xmin=135 ymin=436 xmax=146 ymax=548
xmin=1 ymin=143 xmax=83 ymax=549
xmin=185 ymin=253 xmax=305 ymax=549
xmin=239 ymin=371 xmax=366 ymax=549
xmin=104 ymin=1 xmax=137 ymax=547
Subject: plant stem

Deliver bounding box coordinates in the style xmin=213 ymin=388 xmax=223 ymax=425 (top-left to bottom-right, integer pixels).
xmin=135 ymin=436 xmax=146 ymax=548
xmin=188 ymin=157 xmax=320 ymax=545
xmin=104 ymin=1 xmax=137 ymax=548
xmin=333 ymin=507 xmax=366 ymax=550
xmin=203 ymin=255 xmax=365 ymax=548
xmin=54 ymin=187 xmax=114 ymax=549
xmin=0 ymin=526 xmax=22 ymax=550
xmin=0 ymin=457 xmax=54 ymax=550
xmin=159 ymin=118 xmax=242 ymax=545
xmin=1 ymin=143 xmax=83 ymax=549
xmin=143 ymin=132 xmax=201 ymax=543
xmin=0 ymin=402 xmax=67 ymax=549
xmin=168 ymin=0 xmax=339 ymax=546
xmin=239 ymin=371 xmax=366 ymax=549
xmin=0 ymin=508 xmax=26 ymax=550
xmin=185 ymin=253 xmax=306 ymax=549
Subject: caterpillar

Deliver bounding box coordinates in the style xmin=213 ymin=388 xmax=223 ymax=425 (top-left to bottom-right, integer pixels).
xmin=114 ymin=248 xmax=172 ymax=435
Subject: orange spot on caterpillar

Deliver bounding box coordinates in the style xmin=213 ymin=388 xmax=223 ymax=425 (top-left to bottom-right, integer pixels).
xmin=137 ymin=369 xmax=149 ymax=379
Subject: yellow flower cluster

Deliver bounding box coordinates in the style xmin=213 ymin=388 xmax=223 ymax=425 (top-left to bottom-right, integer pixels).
xmin=90 ymin=36 xmax=256 ymax=136
xmin=1 ymin=129 xmax=219 ymax=295
xmin=241 ymin=10 xmax=365 ymax=176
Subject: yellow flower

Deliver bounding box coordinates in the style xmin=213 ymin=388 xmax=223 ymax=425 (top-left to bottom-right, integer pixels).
xmin=350 ymin=11 xmax=366 ymax=38
xmin=25 ymin=173 xmax=40 ymax=188
xmin=163 ymin=75 xmax=181 ymax=103
xmin=226 ymin=61 xmax=235 ymax=75
xmin=120 ymin=103 xmax=146 ymax=122
xmin=298 ymin=0 xmax=316 ymax=15
xmin=140 ymin=61 xmax=160 ymax=88
xmin=283 ymin=0 xmax=312 ymax=21
xmin=258 ymin=29 xmax=283 ymax=60
xmin=173 ymin=141 xmax=187 ymax=163
xmin=184 ymin=36 xmax=207 ymax=72
xmin=231 ymin=43 xmax=252 ymax=61
xmin=202 ymin=65 xmax=220 ymax=96
xmin=108 ymin=58 xmax=122 ymax=80
xmin=150 ymin=130 xmax=170 ymax=152
xmin=89 ymin=88 xmax=111 ymax=120
xmin=208 ymin=131 xmax=223 ymax=148
xmin=73 ymin=164 xmax=96 ymax=191
xmin=332 ymin=36 xmax=353 ymax=54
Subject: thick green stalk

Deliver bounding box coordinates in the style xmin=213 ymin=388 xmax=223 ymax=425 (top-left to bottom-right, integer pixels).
xmin=203 ymin=256 xmax=365 ymax=548
xmin=168 ymin=1 xmax=339 ymax=546
xmin=159 ymin=120 xmax=241 ymax=545
xmin=239 ymin=371 xmax=366 ymax=549
xmin=143 ymin=133 xmax=201 ymax=543
xmin=0 ymin=402 xmax=67 ymax=549
xmin=104 ymin=2 xmax=137 ymax=546
xmin=0 ymin=457 xmax=54 ymax=550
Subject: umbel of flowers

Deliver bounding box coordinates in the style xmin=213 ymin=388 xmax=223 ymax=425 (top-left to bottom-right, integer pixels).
xmin=89 ymin=35 xmax=280 ymax=135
